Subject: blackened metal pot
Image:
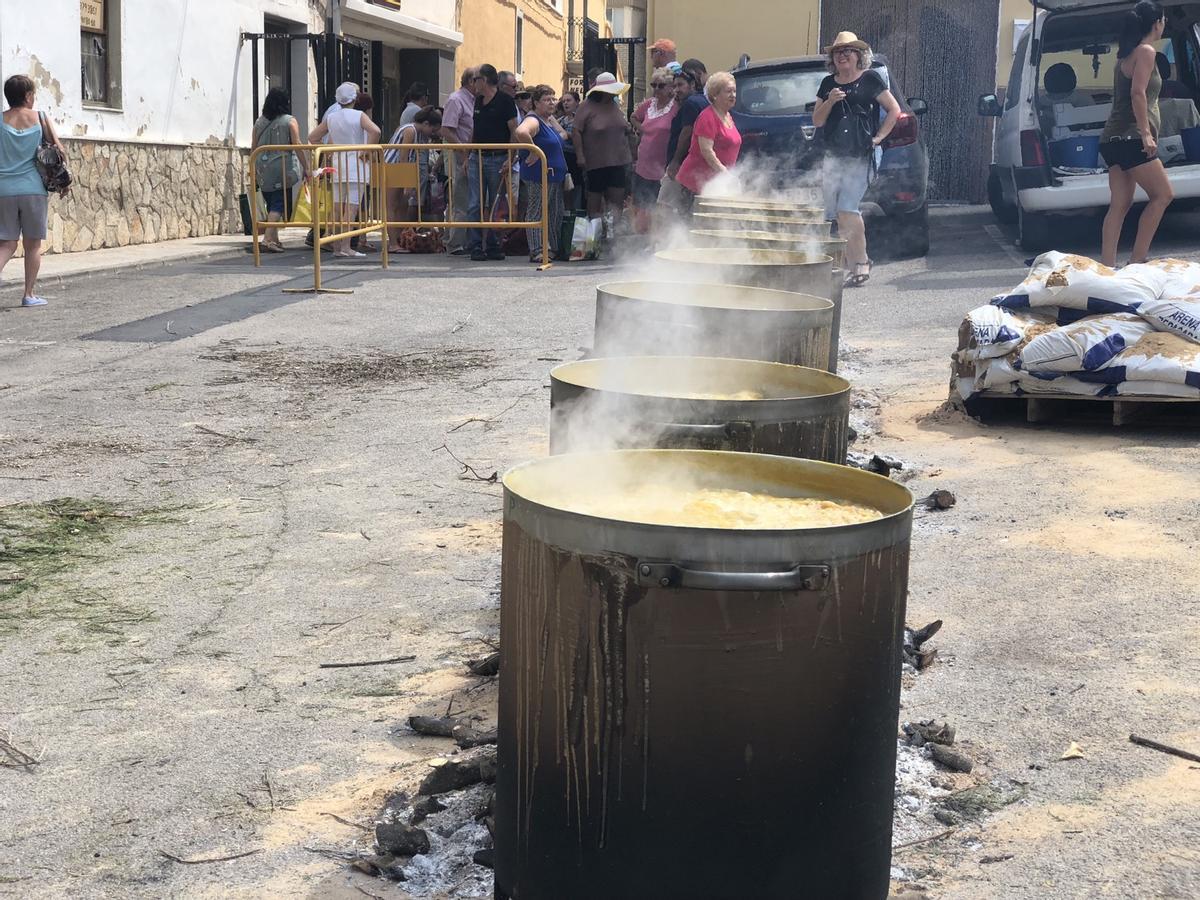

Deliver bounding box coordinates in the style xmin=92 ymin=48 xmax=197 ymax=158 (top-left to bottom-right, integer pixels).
xmin=593 ymin=281 xmax=834 ymax=371
xmin=496 ymin=449 xmax=914 ymax=900
xmin=549 ymin=356 xmax=850 ymax=462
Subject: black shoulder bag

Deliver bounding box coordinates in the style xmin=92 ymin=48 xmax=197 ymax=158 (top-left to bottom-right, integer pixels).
xmin=36 ymin=112 xmax=72 ymax=197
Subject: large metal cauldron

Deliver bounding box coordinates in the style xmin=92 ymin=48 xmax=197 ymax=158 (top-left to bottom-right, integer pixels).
xmin=594 ymin=281 xmax=834 ymax=371
xmin=652 ymin=249 xmax=842 ymax=372
xmin=696 ymin=198 xmax=825 ymax=221
xmin=691 ymin=211 xmax=830 ymax=236
xmin=549 ymin=356 xmax=851 ymax=462
xmin=690 ymin=228 xmax=847 ymax=269
xmin=496 ymin=449 xmax=914 ymax=900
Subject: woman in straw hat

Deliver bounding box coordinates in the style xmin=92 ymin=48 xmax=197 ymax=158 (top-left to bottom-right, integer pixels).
xmin=572 ymin=72 xmax=633 ymax=241
xmin=812 ymin=31 xmax=900 ymax=287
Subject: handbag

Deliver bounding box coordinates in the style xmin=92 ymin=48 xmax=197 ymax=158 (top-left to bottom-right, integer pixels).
xmin=35 ymin=112 xmax=72 ymax=197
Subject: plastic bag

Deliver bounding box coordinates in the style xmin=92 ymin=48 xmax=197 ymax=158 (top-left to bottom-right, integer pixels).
xmin=290 ymin=180 xmax=333 ymax=226
xmin=569 ymin=216 xmax=602 ymax=261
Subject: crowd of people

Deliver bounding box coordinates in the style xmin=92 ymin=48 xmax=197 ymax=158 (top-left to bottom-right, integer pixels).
xmin=237 ymin=36 xmax=764 ymax=265
xmin=1 ymin=29 xmax=914 ymax=297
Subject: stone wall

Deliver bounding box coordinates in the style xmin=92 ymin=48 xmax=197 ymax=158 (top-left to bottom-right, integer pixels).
xmin=44 ymin=139 xmax=247 ymax=254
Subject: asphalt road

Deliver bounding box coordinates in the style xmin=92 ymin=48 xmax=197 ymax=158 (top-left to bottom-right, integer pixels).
xmin=1 ymin=206 xmax=1197 ymax=899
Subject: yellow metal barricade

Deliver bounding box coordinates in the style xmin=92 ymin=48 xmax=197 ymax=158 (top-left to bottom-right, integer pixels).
xmin=247 ymin=142 xmax=553 ymax=294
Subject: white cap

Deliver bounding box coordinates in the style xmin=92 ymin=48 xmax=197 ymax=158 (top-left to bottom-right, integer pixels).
xmin=335 ymin=82 xmax=359 ymax=105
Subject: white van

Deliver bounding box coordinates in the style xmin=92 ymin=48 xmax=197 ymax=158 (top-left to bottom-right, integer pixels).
xmin=979 ymin=0 xmax=1200 ymax=249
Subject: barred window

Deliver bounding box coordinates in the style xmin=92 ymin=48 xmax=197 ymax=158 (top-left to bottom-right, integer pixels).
xmin=81 ymin=0 xmax=120 ymax=106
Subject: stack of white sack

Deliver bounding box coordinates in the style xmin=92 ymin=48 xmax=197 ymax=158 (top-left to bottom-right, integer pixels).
xmin=954 ymin=252 xmax=1200 ymax=400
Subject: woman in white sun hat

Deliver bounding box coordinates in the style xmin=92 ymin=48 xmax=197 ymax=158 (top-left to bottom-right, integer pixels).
xmin=812 ymin=31 xmax=900 ymax=287
xmin=571 ymin=72 xmax=633 ymax=239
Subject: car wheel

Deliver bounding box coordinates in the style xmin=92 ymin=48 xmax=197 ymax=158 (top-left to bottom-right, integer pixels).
xmin=1017 ymin=205 xmax=1051 ymax=252
xmin=988 ymin=170 xmax=1018 ymax=225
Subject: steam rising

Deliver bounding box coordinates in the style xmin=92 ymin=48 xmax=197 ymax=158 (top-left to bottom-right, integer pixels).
xmin=547 ymin=154 xmax=843 ymax=475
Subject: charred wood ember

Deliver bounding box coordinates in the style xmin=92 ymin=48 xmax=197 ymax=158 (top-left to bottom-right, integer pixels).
xmin=903 ymin=720 xmax=957 ymax=747
xmin=467 ymin=652 xmax=501 ymax=676
xmin=375 ymin=820 xmax=431 ymax=857
xmin=903 ymin=620 xmax=943 ymax=671
xmin=418 ymin=749 xmax=497 ymax=796
xmin=408 ymin=716 xmax=461 ymax=738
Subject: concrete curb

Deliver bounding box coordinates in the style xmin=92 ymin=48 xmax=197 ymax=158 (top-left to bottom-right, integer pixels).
xmin=36 ymin=241 xmax=253 ymax=290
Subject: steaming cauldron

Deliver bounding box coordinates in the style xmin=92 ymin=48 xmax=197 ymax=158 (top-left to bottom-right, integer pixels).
xmin=689 ymin=228 xmax=847 ymax=269
xmin=594 ymin=281 xmax=834 ymax=371
xmin=549 ymin=356 xmax=850 ymax=462
xmin=496 ymin=449 xmax=914 ymax=900
xmin=691 ymin=211 xmax=830 ymax=236
xmin=696 ymin=198 xmax=825 ymax=221
xmin=652 ymin=249 xmax=842 ymax=372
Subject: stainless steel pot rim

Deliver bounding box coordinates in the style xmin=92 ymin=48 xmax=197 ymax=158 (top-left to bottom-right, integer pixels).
xmin=691 ymin=212 xmax=827 ymax=225
xmin=503 ymin=449 xmax=914 ymax=534
xmin=655 ymin=249 xmax=834 ymax=266
xmin=550 ymin=356 xmax=851 ymax=400
xmin=690 ymin=229 xmax=848 ymax=247
xmin=596 ymin=280 xmax=834 ymax=312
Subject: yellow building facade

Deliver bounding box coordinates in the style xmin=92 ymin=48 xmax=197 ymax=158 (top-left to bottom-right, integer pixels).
xmin=455 ymin=0 xmax=573 ymax=90
xmin=644 ymin=0 xmax=822 ymax=73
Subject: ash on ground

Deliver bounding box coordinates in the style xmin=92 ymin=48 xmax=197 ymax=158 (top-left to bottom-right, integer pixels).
xmin=385 ymin=783 xmax=493 ymax=899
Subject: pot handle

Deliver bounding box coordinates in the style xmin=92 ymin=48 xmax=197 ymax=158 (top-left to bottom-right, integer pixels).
xmin=636 ymin=562 xmax=830 ymax=592
xmin=656 ymin=420 xmax=753 ymax=449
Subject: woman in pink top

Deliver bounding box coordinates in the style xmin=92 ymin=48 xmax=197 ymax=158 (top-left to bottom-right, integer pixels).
xmin=629 ymin=67 xmax=677 ymax=229
xmin=676 ymin=71 xmax=742 ymax=207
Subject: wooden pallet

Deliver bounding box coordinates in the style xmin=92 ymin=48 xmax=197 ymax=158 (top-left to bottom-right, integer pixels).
xmin=971 ymin=391 xmax=1200 ymax=427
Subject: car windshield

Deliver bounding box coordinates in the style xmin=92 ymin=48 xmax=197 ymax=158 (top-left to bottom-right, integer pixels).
xmin=735 ymin=65 xmax=891 ymax=116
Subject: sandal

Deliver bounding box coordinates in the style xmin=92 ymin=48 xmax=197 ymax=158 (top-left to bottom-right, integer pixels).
xmin=263 ymin=241 xmax=285 ymax=253
xmin=845 ymin=261 xmax=872 ymax=288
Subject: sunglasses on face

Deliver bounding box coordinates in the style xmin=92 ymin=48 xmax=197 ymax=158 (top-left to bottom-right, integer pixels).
xmin=834 ymin=49 xmax=857 ymax=56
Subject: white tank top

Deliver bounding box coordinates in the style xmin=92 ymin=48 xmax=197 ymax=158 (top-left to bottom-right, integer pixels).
xmin=326 ymin=106 xmax=369 ymax=183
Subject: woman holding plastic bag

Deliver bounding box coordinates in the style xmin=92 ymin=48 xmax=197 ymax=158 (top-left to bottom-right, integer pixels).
xmin=252 ymin=88 xmax=308 ymax=252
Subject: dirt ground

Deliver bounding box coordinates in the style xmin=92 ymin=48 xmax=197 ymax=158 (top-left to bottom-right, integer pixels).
xmin=2 ymin=208 xmax=1199 ymax=899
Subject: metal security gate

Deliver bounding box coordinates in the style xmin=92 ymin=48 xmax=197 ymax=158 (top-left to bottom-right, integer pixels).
xmin=819 ymin=0 xmax=1000 ymax=202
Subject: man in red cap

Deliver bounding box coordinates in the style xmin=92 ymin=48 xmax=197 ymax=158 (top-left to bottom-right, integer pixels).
xmin=650 ymin=38 xmax=677 ymax=70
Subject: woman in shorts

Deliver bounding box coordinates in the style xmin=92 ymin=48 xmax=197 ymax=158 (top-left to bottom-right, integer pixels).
xmin=1 ymin=74 xmax=63 ymax=307
xmin=812 ymin=32 xmax=900 ymax=287
xmin=629 ymin=67 xmax=678 ymax=232
xmin=252 ymin=87 xmax=307 ymax=252
xmin=572 ymin=73 xmax=633 ymax=240
xmin=307 ymin=82 xmax=382 ymax=257
xmin=1099 ymin=1 xmax=1171 ymax=267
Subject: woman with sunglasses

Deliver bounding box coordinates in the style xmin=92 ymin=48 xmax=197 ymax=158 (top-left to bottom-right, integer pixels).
xmin=629 ymin=67 xmax=678 ymax=232
xmin=813 ymin=32 xmax=900 ymax=287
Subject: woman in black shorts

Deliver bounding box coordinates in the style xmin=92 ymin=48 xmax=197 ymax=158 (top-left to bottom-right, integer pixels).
xmin=1099 ymin=1 xmax=1172 ymax=267
xmin=571 ymin=73 xmax=633 ymax=240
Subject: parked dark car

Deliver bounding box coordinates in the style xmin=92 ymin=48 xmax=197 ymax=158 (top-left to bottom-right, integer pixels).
xmin=731 ymin=54 xmax=931 ymax=257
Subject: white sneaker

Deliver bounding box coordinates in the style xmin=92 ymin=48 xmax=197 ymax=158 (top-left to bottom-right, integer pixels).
xmin=21 ymin=296 xmax=48 ymax=307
